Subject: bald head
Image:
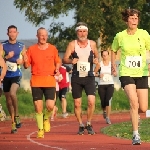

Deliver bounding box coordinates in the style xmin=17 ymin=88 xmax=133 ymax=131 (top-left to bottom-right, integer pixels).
xmin=36 ymin=27 xmax=48 ymax=44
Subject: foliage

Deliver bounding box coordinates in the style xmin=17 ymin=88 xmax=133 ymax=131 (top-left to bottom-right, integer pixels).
xmin=14 ymin=0 xmax=150 ymax=50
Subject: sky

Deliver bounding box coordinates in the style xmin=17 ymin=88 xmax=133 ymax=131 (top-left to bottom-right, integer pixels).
xmin=0 ymin=0 xmax=74 ymax=40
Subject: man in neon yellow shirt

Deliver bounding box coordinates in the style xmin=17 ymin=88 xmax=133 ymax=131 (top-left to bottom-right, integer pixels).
xmin=111 ymin=8 xmax=150 ymax=145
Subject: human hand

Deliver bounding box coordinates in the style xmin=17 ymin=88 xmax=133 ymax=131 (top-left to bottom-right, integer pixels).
xmin=16 ymin=58 xmax=23 ymax=65
xmin=7 ymin=51 xmax=14 ymax=59
xmin=100 ymin=74 xmax=104 ymax=78
xmin=93 ymin=58 xmax=98 ymax=64
xmin=72 ymin=58 xmax=78 ymax=64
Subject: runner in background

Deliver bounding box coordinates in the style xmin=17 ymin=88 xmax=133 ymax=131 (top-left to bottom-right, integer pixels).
xmin=58 ymin=64 xmax=72 ymax=118
xmin=95 ymin=50 xmax=116 ymax=124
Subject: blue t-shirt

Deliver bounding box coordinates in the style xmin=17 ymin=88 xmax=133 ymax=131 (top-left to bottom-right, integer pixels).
xmin=2 ymin=40 xmax=24 ymax=77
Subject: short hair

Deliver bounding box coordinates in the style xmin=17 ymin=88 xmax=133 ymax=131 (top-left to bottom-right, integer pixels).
xmin=76 ymin=22 xmax=88 ymax=28
xmin=101 ymin=50 xmax=109 ymax=56
xmin=7 ymin=25 xmax=17 ymax=32
xmin=37 ymin=27 xmax=46 ymax=34
xmin=121 ymin=8 xmax=140 ymax=22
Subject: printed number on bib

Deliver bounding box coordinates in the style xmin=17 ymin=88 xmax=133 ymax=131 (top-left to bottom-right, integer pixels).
xmin=6 ymin=61 xmax=17 ymax=72
xmin=77 ymin=61 xmax=90 ymax=72
xmin=125 ymin=56 xmax=142 ymax=68
xmin=102 ymin=74 xmax=112 ymax=82
xmin=77 ymin=61 xmax=90 ymax=77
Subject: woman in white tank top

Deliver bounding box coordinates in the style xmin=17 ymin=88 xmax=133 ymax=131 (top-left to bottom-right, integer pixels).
xmin=95 ymin=50 xmax=116 ymax=124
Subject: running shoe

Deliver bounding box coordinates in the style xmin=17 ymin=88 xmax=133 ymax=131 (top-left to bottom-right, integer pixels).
xmin=132 ymin=134 xmax=141 ymax=145
xmin=50 ymin=117 xmax=54 ymax=121
xmin=106 ymin=117 xmax=111 ymax=124
xmin=62 ymin=112 xmax=68 ymax=118
xmin=14 ymin=116 xmax=22 ymax=128
xmin=77 ymin=125 xmax=85 ymax=135
xmin=11 ymin=122 xmax=17 ymax=134
xmin=37 ymin=129 xmax=44 ymax=138
xmin=85 ymin=124 xmax=95 ymax=135
xmin=43 ymin=119 xmax=50 ymax=132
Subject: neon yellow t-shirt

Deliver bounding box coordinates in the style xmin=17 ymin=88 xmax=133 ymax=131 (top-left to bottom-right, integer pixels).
xmin=112 ymin=29 xmax=150 ymax=77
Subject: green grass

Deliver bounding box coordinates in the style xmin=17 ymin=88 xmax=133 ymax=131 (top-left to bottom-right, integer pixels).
xmin=0 ymin=88 xmax=150 ymax=116
xmin=101 ymin=118 xmax=150 ymax=142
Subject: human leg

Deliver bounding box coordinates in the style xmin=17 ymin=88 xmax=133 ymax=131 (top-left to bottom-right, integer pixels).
xmin=59 ymin=88 xmax=68 ymax=118
xmin=71 ymin=77 xmax=84 ymax=135
xmin=43 ymin=87 xmax=55 ymax=132
xmin=9 ymin=83 xmax=21 ymax=128
xmin=105 ymin=84 xmax=114 ymax=124
xmin=120 ymin=76 xmax=141 ymax=145
xmin=32 ymin=87 xmax=44 ymax=138
xmin=3 ymin=77 xmax=17 ymax=133
xmin=84 ymin=77 xmax=96 ymax=135
xmin=51 ymin=91 xmax=59 ymax=121
xmin=98 ymin=85 xmax=106 ymax=118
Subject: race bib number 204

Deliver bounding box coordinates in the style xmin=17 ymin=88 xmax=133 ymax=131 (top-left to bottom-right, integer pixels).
xmin=125 ymin=56 xmax=142 ymax=68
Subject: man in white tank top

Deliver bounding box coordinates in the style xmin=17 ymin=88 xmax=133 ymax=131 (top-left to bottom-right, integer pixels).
xmin=63 ymin=22 xmax=99 ymax=135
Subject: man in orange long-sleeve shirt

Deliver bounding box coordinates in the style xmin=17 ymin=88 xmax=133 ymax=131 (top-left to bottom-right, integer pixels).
xmin=23 ymin=27 xmax=61 ymax=138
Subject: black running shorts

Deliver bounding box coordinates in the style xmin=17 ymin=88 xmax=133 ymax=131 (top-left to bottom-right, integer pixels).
xmin=71 ymin=76 xmax=96 ymax=99
xmin=119 ymin=76 xmax=148 ymax=89
xmin=31 ymin=87 xmax=56 ymax=101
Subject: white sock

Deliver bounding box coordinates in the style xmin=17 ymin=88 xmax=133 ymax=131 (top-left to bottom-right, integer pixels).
xmin=87 ymin=121 xmax=91 ymax=125
xmin=133 ymin=130 xmax=138 ymax=136
xmin=79 ymin=123 xmax=84 ymax=127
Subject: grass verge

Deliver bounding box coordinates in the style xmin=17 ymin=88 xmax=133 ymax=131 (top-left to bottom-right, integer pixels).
xmin=101 ymin=118 xmax=150 ymax=142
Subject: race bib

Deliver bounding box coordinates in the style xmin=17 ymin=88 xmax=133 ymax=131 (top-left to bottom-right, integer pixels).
xmin=77 ymin=61 xmax=90 ymax=77
xmin=125 ymin=56 xmax=142 ymax=68
xmin=6 ymin=61 xmax=17 ymax=72
xmin=102 ymin=74 xmax=113 ymax=82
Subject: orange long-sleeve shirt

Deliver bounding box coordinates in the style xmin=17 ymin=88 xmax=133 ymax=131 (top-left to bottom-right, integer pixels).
xmin=26 ymin=43 xmax=61 ymax=87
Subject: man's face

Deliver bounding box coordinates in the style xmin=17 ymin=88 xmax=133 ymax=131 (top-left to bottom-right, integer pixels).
xmin=77 ymin=29 xmax=88 ymax=41
xmin=7 ymin=28 xmax=18 ymax=41
xmin=37 ymin=29 xmax=48 ymax=44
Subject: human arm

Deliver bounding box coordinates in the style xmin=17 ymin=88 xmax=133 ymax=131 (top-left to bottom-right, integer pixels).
xmin=63 ymin=41 xmax=78 ymax=64
xmin=16 ymin=45 xmax=27 ymax=65
xmin=90 ymin=40 xmax=99 ymax=64
xmin=0 ymin=55 xmax=7 ymax=80
xmin=23 ymin=47 xmax=31 ymax=69
xmin=111 ymin=34 xmax=120 ymax=76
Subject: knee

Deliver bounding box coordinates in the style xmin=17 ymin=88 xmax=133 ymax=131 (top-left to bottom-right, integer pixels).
xmin=130 ymin=101 xmax=139 ymax=110
xmin=46 ymin=101 xmax=55 ymax=111
xmin=74 ymin=101 xmax=81 ymax=108
xmin=88 ymin=100 xmax=95 ymax=107
xmin=139 ymin=106 xmax=147 ymax=113
xmin=10 ymin=92 xmax=16 ymax=99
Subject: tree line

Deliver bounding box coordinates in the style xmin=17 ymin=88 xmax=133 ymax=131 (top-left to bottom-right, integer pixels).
xmin=14 ymin=0 xmax=150 ymax=51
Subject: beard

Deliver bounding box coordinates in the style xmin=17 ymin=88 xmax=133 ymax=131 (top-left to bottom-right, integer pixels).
xmin=78 ymin=36 xmax=87 ymax=41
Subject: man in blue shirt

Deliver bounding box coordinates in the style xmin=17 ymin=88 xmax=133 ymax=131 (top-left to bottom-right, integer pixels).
xmin=0 ymin=25 xmax=26 ymax=134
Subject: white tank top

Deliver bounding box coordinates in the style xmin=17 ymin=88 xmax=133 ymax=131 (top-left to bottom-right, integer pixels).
xmin=98 ymin=61 xmax=114 ymax=85
xmin=72 ymin=40 xmax=94 ymax=77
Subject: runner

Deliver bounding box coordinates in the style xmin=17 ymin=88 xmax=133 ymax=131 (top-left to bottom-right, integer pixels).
xmin=58 ymin=64 xmax=72 ymax=118
xmin=111 ymin=8 xmax=150 ymax=145
xmin=95 ymin=50 xmax=116 ymax=124
xmin=23 ymin=27 xmax=61 ymax=138
xmin=0 ymin=25 xmax=26 ymax=133
xmin=63 ymin=22 xmax=99 ymax=135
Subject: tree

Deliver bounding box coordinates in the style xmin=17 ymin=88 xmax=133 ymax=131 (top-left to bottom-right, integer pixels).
xmin=14 ymin=0 xmax=150 ymax=50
